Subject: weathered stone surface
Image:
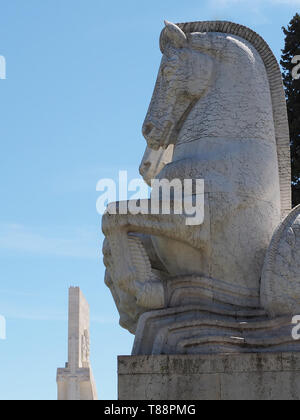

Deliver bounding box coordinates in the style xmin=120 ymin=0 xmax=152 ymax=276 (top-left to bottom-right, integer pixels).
xmin=118 ymin=353 xmax=300 ymax=400
xmin=57 ymin=287 xmax=97 ymax=400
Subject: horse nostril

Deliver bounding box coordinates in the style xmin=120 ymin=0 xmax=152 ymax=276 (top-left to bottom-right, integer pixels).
xmin=143 ymin=123 xmax=153 ymax=137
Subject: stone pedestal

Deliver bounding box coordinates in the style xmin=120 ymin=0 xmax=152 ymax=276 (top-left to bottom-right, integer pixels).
xmin=118 ymin=353 xmax=300 ymax=400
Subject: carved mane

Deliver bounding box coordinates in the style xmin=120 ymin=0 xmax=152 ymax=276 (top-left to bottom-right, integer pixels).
xmin=160 ymin=21 xmax=291 ymax=218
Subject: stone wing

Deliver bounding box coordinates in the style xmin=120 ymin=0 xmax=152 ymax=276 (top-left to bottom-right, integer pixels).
xmin=261 ymin=205 xmax=300 ymax=316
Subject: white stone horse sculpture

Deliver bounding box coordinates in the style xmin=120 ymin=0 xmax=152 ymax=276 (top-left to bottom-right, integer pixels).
xmin=102 ymin=21 xmax=300 ymax=354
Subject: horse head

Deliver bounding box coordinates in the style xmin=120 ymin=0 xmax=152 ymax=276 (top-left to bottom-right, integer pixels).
xmin=142 ymin=21 xmax=215 ymax=150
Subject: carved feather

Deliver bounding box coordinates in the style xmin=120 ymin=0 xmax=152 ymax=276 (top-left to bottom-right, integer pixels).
xmin=261 ymin=205 xmax=300 ymax=316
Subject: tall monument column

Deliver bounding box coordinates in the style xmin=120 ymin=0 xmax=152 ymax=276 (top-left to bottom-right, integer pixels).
xmin=57 ymin=287 xmax=97 ymax=400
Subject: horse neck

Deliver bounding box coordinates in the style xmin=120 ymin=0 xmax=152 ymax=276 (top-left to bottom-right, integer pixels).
xmin=173 ymin=58 xmax=275 ymax=162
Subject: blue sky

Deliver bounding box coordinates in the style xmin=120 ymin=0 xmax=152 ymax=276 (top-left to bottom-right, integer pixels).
xmin=0 ymin=0 xmax=299 ymax=400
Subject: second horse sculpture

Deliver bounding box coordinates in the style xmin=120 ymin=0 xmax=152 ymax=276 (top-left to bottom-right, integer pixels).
xmin=102 ymin=21 xmax=300 ymax=355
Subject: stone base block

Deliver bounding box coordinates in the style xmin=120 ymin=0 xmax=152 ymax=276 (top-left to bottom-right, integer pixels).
xmin=118 ymin=352 xmax=300 ymax=400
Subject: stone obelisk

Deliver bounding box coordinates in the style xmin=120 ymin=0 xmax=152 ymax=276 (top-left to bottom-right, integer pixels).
xmin=57 ymin=287 xmax=97 ymax=400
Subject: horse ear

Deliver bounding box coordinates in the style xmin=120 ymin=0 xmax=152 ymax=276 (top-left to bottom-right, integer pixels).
xmin=164 ymin=20 xmax=187 ymax=49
